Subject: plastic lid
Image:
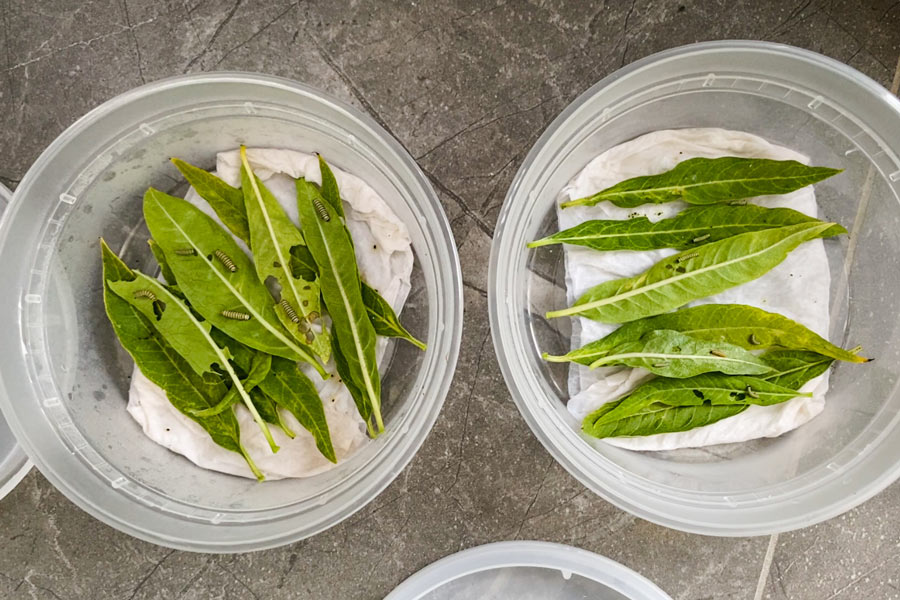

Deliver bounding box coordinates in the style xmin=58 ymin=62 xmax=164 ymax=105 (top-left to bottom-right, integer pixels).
xmin=0 ymin=183 xmax=31 ymax=501
xmin=385 ymin=541 xmax=672 ymax=600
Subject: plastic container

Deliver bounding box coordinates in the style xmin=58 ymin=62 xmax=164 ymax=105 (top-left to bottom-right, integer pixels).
xmin=490 ymin=41 xmax=900 ymax=535
xmin=0 ymin=184 xmax=31 ymax=501
xmin=0 ymin=73 xmax=462 ymax=551
xmin=386 ymin=541 xmax=671 ymax=600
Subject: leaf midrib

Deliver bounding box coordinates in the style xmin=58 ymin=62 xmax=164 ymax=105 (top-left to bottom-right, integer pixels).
xmin=591 ymin=351 xmax=768 ymax=369
xmin=555 ymin=220 xmax=786 ymax=242
xmin=597 ymin=173 xmax=821 ymax=199
xmin=567 ymin=224 xmax=822 ymax=315
xmin=243 ymin=156 xmax=306 ymax=314
xmin=152 ymin=195 xmax=308 ymax=360
xmin=311 ymin=213 xmax=379 ymax=412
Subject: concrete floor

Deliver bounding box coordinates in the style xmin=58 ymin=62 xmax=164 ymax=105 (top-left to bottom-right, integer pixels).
xmin=1 ymin=1 xmax=900 ymax=599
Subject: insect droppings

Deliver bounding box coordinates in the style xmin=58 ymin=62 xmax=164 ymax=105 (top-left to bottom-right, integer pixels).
xmin=280 ymin=299 xmax=300 ymax=323
xmin=313 ymin=197 xmax=331 ymax=222
xmin=221 ymin=309 xmax=251 ymax=321
xmin=677 ymin=252 xmax=699 ymax=263
xmin=133 ymin=289 xmax=157 ymax=301
xmin=692 ymin=234 xmax=710 ymax=243
xmin=214 ymin=249 xmax=237 ymax=272
xmin=174 ymin=248 xmax=197 ymax=256
xmin=709 ymin=349 xmax=727 ymax=357
xmin=749 ymin=333 xmax=761 ymax=345
xmin=745 ymin=386 xmax=759 ymax=399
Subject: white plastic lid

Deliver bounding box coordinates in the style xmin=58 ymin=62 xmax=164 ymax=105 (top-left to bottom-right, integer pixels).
xmin=385 ymin=541 xmax=672 ymax=600
xmin=0 ymin=183 xmax=31 ymax=500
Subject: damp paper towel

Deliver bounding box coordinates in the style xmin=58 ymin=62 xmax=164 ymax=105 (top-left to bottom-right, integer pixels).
xmin=127 ymin=148 xmax=414 ymax=479
xmin=560 ymin=129 xmax=832 ymax=451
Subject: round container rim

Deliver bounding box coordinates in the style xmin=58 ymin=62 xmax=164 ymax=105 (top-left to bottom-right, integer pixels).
xmin=0 ymin=72 xmax=463 ymax=550
xmin=384 ymin=540 xmax=673 ymax=600
xmin=489 ymin=40 xmax=900 ymax=536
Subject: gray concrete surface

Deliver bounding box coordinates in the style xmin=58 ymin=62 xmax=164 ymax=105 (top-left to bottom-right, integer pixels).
xmin=1 ymin=1 xmax=900 ymax=598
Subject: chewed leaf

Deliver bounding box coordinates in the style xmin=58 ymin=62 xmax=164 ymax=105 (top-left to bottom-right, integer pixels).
xmin=546 ymin=304 xmax=867 ymax=365
xmin=582 ymin=373 xmax=808 ymax=438
xmin=562 ymin=157 xmax=842 ymax=209
xmin=590 ymin=330 xmax=771 ymax=378
xmin=239 ymin=147 xmax=329 ymax=360
xmin=143 ymin=188 xmax=326 ymax=377
xmin=529 ymin=204 xmax=845 ymax=251
xmin=547 ymin=222 xmax=834 ymax=323
xmin=104 ymin=243 xmax=279 ymax=454
xmin=100 ymin=239 xmax=263 ymax=480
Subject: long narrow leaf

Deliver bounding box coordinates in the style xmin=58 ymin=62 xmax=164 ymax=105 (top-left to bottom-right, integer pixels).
xmin=547 ymin=222 xmax=835 ymax=323
xmin=562 ymin=157 xmax=841 ymax=209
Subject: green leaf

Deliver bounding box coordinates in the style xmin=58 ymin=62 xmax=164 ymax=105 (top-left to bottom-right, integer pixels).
xmin=239 ymin=147 xmax=330 ymax=360
xmin=101 ymin=239 xmax=263 ymax=479
xmin=760 ymin=350 xmax=835 ymax=390
xmin=584 ymin=402 xmax=749 ymax=438
xmin=582 ymin=373 xmax=809 ymax=438
xmin=545 ymin=304 xmax=867 ymax=365
xmin=529 ymin=204 xmax=846 ymax=251
xmin=297 ymin=178 xmax=383 ymax=434
xmin=106 ymin=267 xmax=280 ymax=453
xmin=251 ymin=388 xmax=296 ymax=439
xmin=590 ymin=330 xmax=771 ymax=377
xmin=258 ymin=356 xmax=336 ymax=463
xmin=171 ymin=157 xmax=250 ymax=245
xmin=547 ymin=222 xmax=835 ymax=323
xmin=331 ymin=331 xmax=375 ymax=437
xmin=361 ymin=282 xmax=426 ymax=350
xmin=188 ymin=330 xmax=273 ymax=418
xmin=142 ymin=188 xmax=327 ymax=377
xmin=562 ymin=157 xmax=842 ymax=209
xmin=290 ymin=245 xmax=318 ymax=281
xmin=148 ymin=239 xmax=177 ymax=285
xmin=317 ymin=154 xmax=345 ymax=218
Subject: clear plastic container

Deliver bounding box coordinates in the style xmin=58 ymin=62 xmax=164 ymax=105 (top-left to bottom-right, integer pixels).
xmin=490 ymin=41 xmax=900 ymax=535
xmin=0 ymin=184 xmax=31 ymax=501
xmin=385 ymin=541 xmax=671 ymax=600
xmin=0 ymin=73 xmax=462 ymax=551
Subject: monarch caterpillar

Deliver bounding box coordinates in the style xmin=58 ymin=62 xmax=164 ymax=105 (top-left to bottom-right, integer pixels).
xmin=132 ymin=289 xmax=157 ymax=301
xmin=214 ymin=249 xmax=237 ymax=272
xmin=174 ymin=248 xmax=197 ymax=256
xmin=221 ymin=309 xmax=251 ymax=321
xmin=313 ymin=197 xmax=331 ymax=222
xmin=746 ymin=386 xmax=759 ymax=399
xmin=709 ymin=349 xmax=727 ymax=357
xmin=692 ymin=234 xmax=710 ymax=243
xmin=677 ymin=252 xmax=699 ymax=263
xmin=652 ymin=361 xmax=670 ymax=368
xmin=280 ymin=299 xmax=300 ymax=323
xmin=749 ymin=333 xmax=761 ymax=345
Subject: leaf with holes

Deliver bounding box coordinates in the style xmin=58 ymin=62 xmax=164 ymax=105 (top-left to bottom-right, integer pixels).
xmin=545 ymin=304 xmax=867 ymax=365
xmin=582 ymin=373 xmax=809 ymax=438
xmin=240 ymin=147 xmax=329 ymax=360
xmin=103 ymin=240 xmax=279 ymax=455
xmin=142 ymin=188 xmax=326 ymax=377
